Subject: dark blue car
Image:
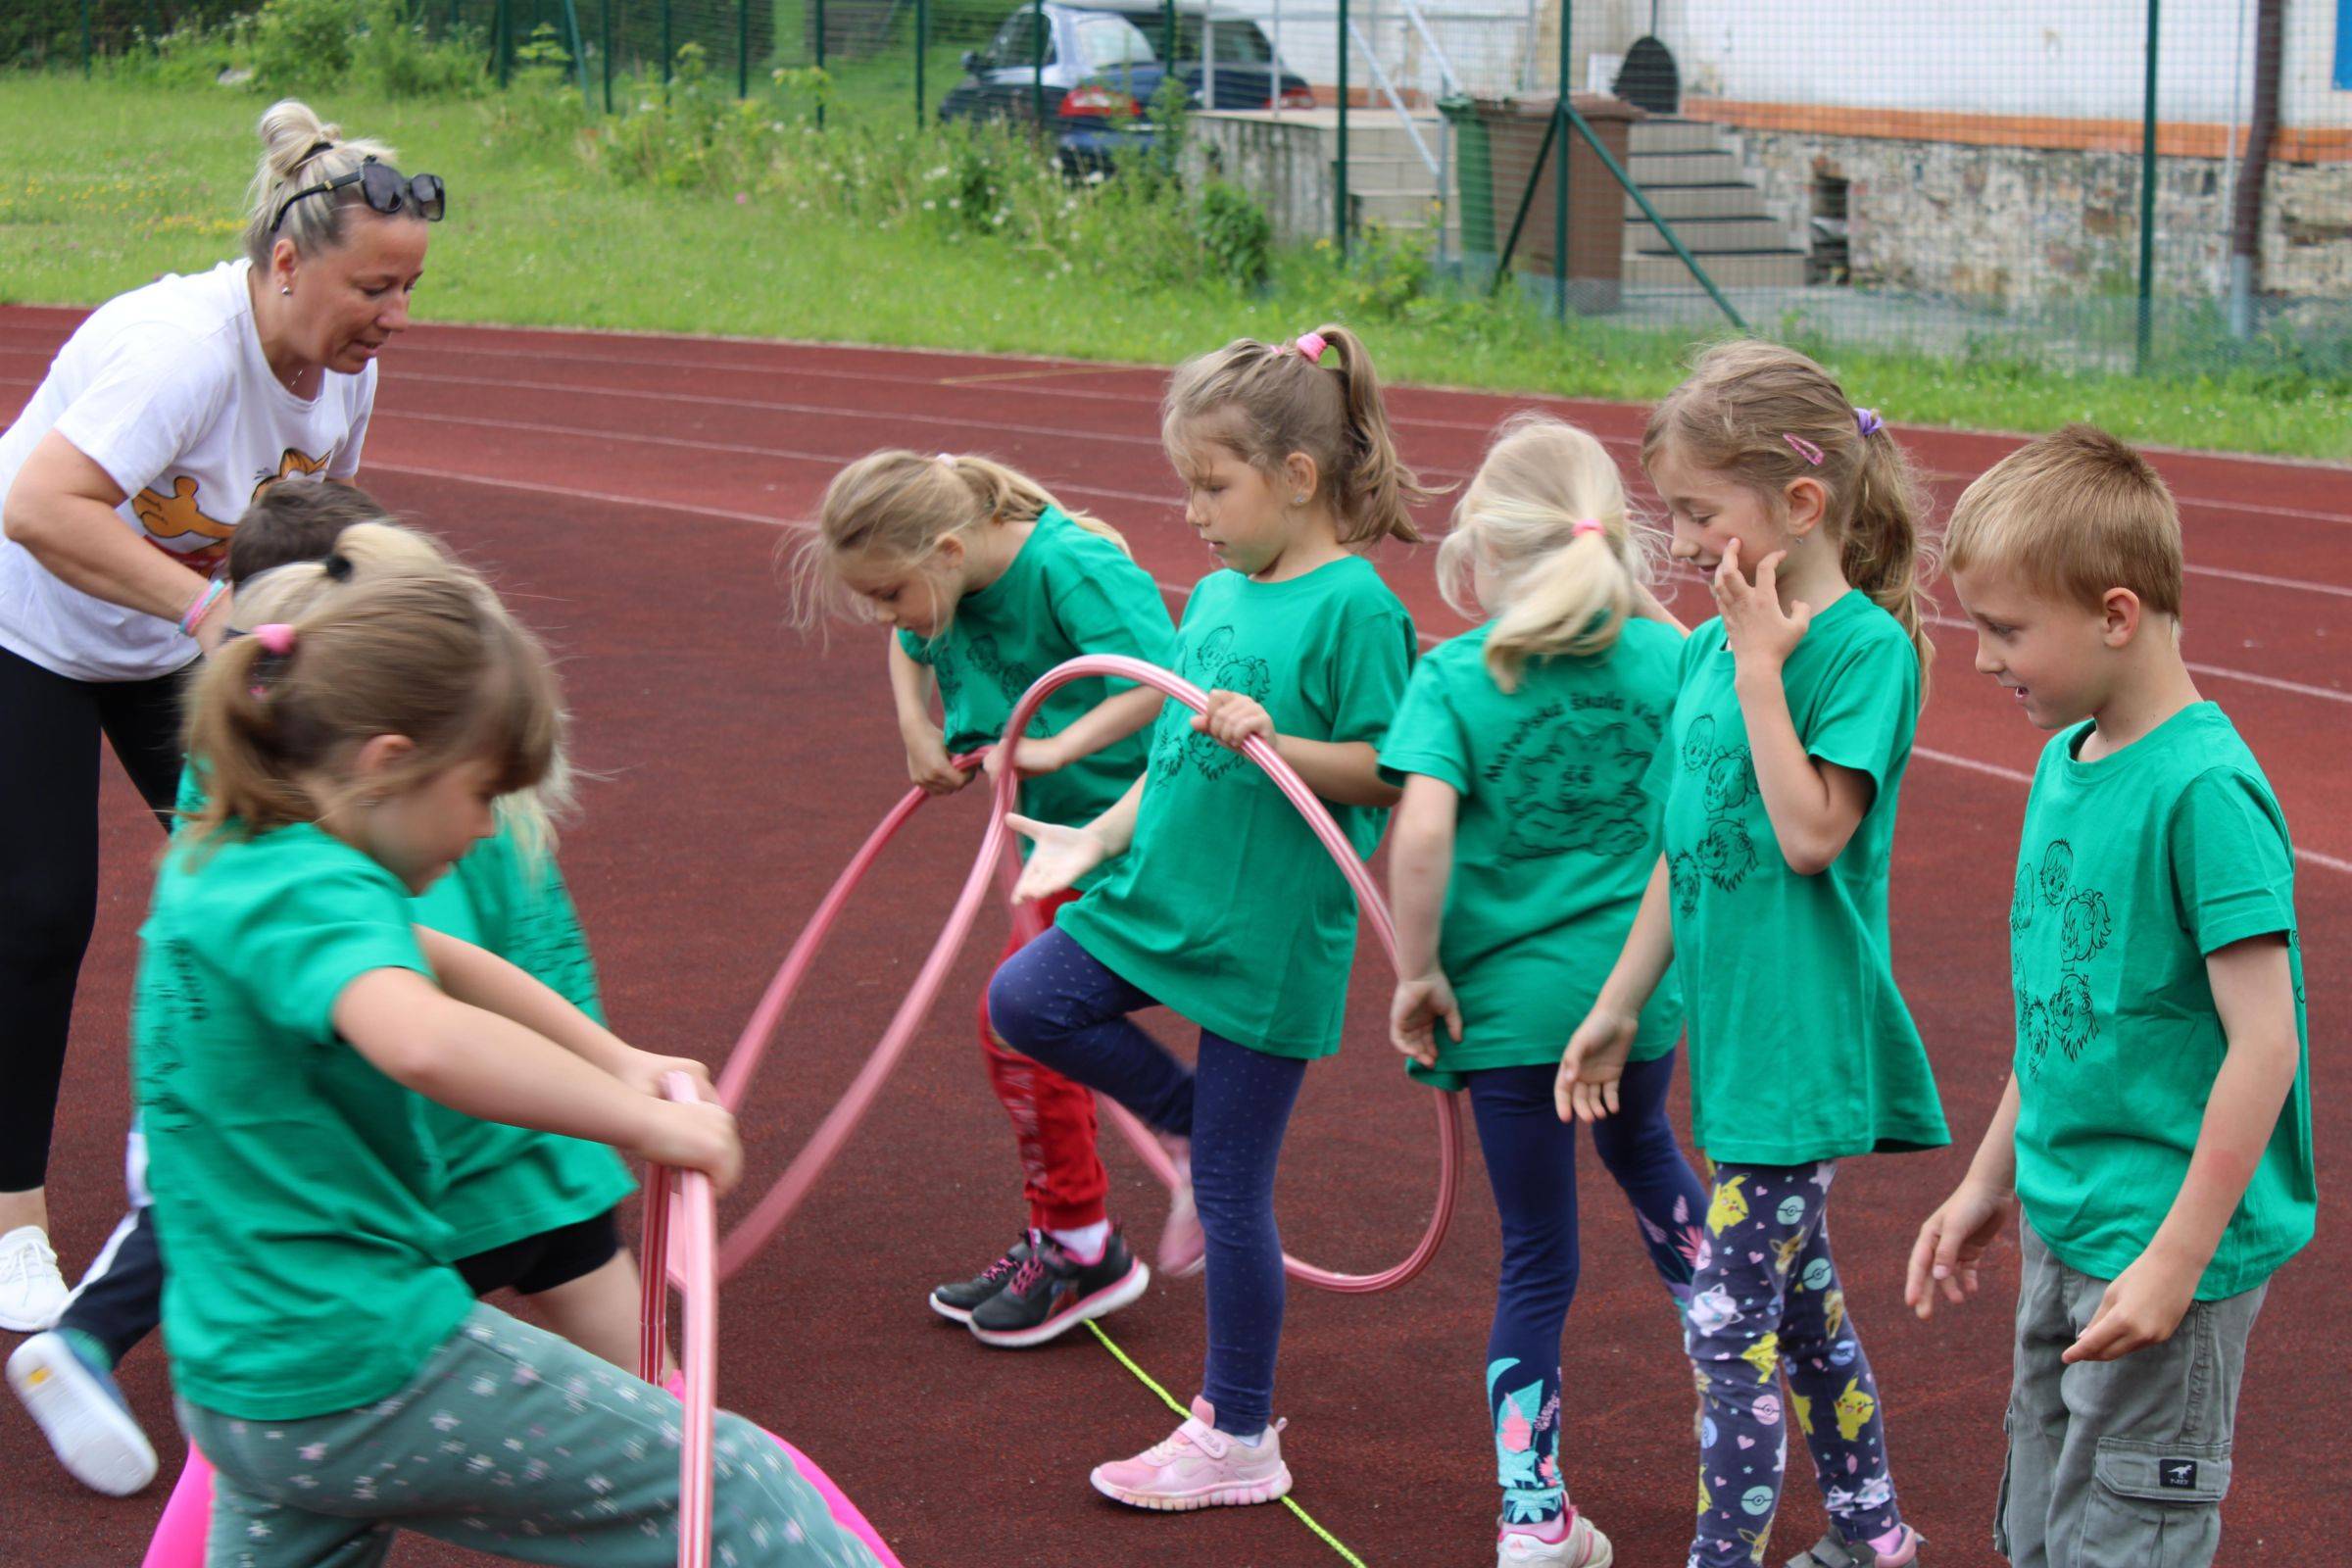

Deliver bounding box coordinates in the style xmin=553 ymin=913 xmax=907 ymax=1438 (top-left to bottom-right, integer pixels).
xmin=939 ymin=2 xmax=1311 ymax=172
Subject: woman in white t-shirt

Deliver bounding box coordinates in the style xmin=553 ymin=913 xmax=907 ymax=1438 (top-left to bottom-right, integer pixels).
xmin=0 ymin=98 xmax=440 ymax=1329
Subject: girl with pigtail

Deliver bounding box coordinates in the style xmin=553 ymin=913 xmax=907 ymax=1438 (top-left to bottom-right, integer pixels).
xmin=796 ymin=450 xmax=1177 ymax=1348
xmin=987 ymin=324 xmax=1424 ymax=1511
xmin=1379 ymin=415 xmax=1707 ymax=1568
xmin=1561 ymin=342 xmax=1947 ymax=1568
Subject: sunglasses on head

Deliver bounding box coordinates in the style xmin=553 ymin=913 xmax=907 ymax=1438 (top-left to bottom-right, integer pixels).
xmin=270 ymin=155 xmax=446 ymax=235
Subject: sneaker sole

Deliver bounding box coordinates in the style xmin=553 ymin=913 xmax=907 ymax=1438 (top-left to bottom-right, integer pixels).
xmin=6 ymin=1338 xmax=158 ymax=1496
xmin=1088 ymin=1461 xmax=1294 ymax=1511
xmin=1499 ymin=1533 xmax=1614 ymax=1567
xmin=968 ymin=1258 xmax=1152 ymax=1349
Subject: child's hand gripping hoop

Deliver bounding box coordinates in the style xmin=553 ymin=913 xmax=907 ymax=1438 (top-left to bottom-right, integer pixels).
xmin=638 ymin=1072 xmax=718 ymax=1568
xmin=709 ymin=654 xmax=1463 ymax=1295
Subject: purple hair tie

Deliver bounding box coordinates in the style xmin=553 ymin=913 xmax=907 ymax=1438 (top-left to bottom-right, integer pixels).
xmin=1854 ymin=407 xmax=1885 ymax=438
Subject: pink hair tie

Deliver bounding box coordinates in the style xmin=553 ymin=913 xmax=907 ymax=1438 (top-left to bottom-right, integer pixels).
xmin=1783 ymin=434 xmax=1825 ymax=466
xmin=1571 ymin=518 xmax=1604 ymax=539
xmin=1290 ymin=331 xmax=1328 ymax=365
xmin=253 ymin=622 xmax=297 ymax=656
xmin=935 ymin=452 xmax=956 ymax=466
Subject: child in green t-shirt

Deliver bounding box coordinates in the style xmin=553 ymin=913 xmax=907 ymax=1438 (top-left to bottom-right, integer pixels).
xmin=1380 ymin=415 xmax=1706 ymax=1568
xmin=794 ymin=450 xmax=1177 ymax=1348
xmin=1912 ymin=426 xmax=2312 ymax=1568
xmin=83 ymin=536 xmax=877 ymax=1566
xmin=1562 ymin=343 xmax=1946 ymax=1568
xmin=988 ymin=324 xmax=1423 ymax=1513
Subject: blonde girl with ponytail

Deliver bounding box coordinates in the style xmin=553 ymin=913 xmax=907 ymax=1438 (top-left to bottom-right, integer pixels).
xmin=1562 ymin=342 xmax=1946 ymax=1568
xmin=1379 ymin=415 xmax=1706 ymax=1568
xmin=794 ymin=448 xmax=1177 ymax=1348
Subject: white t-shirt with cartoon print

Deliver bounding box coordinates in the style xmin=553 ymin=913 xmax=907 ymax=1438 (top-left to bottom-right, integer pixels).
xmin=0 ymin=259 xmax=376 ymax=682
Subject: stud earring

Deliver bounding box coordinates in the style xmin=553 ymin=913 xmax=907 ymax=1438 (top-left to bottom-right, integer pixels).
xmin=280 ymin=285 xmax=292 ymax=296
xmin=1292 ymin=493 xmax=1308 ymax=505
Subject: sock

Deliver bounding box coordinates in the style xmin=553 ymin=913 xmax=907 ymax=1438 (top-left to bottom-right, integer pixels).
xmin=1866 ymin=1524 xmax=1912 ymax=1560
xmin=1507 ymin=1508 xmax=1573 ymax=1543
xmin=1231 ymin=1426 xmax=1266 ymax=1448
xmin=59 ymin=1327 xmax=115 ymax=1374
xmin=1047 ymin=1221 xmax=1109 ymax=1262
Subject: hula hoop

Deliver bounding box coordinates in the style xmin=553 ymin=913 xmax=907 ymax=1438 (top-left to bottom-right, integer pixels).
xmin=711 ymin=653 xmax=1462 ymax=1294
xmin=639 ymin=1072 xmax=717 ymax=1568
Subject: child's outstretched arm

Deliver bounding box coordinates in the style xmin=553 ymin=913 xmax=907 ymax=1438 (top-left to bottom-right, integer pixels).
xmin=1195 ymin=689 xmax=1400 ymax=807
xmin=1387 ymin=775 xmax=1462 ymax=1068
xmin=414 ymin=928 xmax=715 ymax=1102
xmin=984 ymin=684 xmax=1162 ymax=783
xmin=1007 ymin=771 xmax=1146 ymax=901
xmin=334 ymin=968 xmax=742 ymax=1193
xmin=1713 ymin=540 xmax=1872 ymax=875
xmin=2063 ymin=933 xmax=2300 ymax=1363
xmin=1907 ymin=1075 xmax=2022 ymax=1319
xmin=889 ymin=637 xmax=974 ymax=795
xmin=1558 ymin=856 xmax=1675 ymax=1122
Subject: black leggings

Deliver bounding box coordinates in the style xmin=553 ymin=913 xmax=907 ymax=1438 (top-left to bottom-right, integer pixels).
xmin=0 ymin=646 xmax=186 ymax=1194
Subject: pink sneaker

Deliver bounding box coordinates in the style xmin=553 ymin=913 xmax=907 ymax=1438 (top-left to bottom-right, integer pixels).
xmin=1089 ymin=1397 xmax=1291 ymax=1511
xmin=1497 ymin=1508 xmax=1613 ymax=1567
xmin=1155 ymin=1134 xmax=1204 ymax=1278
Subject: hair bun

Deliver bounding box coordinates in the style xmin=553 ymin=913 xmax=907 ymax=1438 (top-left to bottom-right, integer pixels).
xmin=258 ymin=100 xmax=340 ymax=179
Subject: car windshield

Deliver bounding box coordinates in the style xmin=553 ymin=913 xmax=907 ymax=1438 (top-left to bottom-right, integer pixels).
xmin=1173 ymin=16 xmax=1274 ymax=63
xmin=1074 ymin=15 xmax=1157 ymax=70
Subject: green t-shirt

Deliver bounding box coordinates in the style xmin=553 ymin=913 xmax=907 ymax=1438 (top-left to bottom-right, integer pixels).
xmin=1057 ymin=557 xmax=1416 ymax=1059
xmin=172 ymin=767 xmax=637 ymax=1264
xmin=2010 ymin=705 xmax=2314 ymax=1299
xmin=1377 ymin=619 xmax=1687 ymax=1088
xmin=415 ymin=829 xmax=638 ymax=1261
xmin=133 ymin=823 xmax=476 ymax=1420
xmin=1652 ymin=591 xmax=1948 ymax=1164
xmin=898 ymin=507 xmax=1176 ymax=887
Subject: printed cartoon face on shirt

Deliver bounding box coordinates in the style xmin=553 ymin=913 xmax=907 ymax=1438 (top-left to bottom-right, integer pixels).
xmin=2012 ymin=836 xmax=2111 ymax=1080
xmin=1152 ymin=624 xmax=1274 ymax=782
xmin=1494 ymin=714 xmax=1654 ymax=862
xmin=1668 ymin=717 xmax=1758 ymax=911
xmin=130 ymin=448 xmax=331 ymax=574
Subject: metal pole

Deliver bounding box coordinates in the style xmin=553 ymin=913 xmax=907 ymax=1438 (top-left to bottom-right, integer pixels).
xmin=2135 ymin=0 xmax=2159 ymax=372
xmin=1269 ymin=0 xmax=1282 ymax=117
xmin=662 ymin=0 xmax=673 ymax=91
xmin=1553 ymin=0 xmax=1570 ymax=319
xmin=815 ymin=0 xmax=827 ymax=126
xmin=1162 ymin=0 xmax=1175 ymax=78
xmin=1337 ymin=0 xmax=1349 ymax=255
xmin=497 ymin=0 xmax=512 ymax=88
xmin=1031 ymin=0 xmax=1046 ymax=131
xmin=602 ymin=0 xmax=612 ymax=114
xmin=80 ymin=0 xmax=91 ymax=74
xmin=739 ymin=0 xmax=751 ymax=96
xmin=915 ymin=0 xmax=928 ymax=125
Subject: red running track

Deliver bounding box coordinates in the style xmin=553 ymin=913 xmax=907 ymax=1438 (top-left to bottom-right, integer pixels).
xmin=1 ymin=310 xmax=2345 ymax=1566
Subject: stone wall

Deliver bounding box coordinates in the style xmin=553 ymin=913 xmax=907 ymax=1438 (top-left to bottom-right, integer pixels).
xmin=1728 ymin=129 xmax=2352 ymax=303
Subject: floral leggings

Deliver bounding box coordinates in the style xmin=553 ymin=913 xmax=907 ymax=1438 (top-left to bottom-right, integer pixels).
xmin=1686 ymin=1160 xmax=1904 ymax=1567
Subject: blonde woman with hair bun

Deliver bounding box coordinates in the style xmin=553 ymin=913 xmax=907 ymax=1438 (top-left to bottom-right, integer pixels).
xmin=0 ymin=98 xmax=442 ymax=1327
xmin=1379 ymin=414 xmax=1705 ymax=1568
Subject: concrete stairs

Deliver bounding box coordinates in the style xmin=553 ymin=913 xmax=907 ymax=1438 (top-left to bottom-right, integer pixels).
xmin=1621 ymin=117 xmax=1806 ymax=289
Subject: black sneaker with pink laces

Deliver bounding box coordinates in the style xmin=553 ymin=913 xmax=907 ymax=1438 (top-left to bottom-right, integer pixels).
xmin=967 ymin=1228 xmax=1152 ymax=1348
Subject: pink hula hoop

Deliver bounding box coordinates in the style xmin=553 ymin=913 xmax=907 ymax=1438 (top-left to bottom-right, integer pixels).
xmin=710 ymin=653 xmax=1462 ymax=1294
xmin=639 ymin=1072 xmax=718 ymax=1568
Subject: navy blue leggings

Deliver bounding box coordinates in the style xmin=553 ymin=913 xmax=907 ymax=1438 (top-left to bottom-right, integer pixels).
xmin=1470 ymin=1054 xmax=1706 ymax=1526
xmin=988 ymin=927 xmax=1306 ymax=1438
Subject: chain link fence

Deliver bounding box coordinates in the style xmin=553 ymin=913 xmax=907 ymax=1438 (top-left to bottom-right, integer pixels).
xmin=26 ymin=0 xmax=2352 ymax=379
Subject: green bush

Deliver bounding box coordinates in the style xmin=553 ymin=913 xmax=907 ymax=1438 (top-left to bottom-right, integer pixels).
xmin=1192 ymin=179 xmax=1270 ymax=290
xmin=250 ymin=0 xmax=355 ymax=89
xmin=3 ymin=0 xmax=246 ymax=69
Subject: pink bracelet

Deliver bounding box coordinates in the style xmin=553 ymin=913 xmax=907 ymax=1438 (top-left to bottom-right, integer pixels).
xmin=178 ymin=578 xmax=226 ymax=638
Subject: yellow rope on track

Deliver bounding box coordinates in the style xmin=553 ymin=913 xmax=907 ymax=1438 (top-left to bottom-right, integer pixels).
xmin=1083 ymin=1320 xmax=1371 ymax=1568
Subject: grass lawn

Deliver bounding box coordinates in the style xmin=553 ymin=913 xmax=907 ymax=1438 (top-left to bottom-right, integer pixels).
xmin=3 ymin=72 xmax=2348 ymax=461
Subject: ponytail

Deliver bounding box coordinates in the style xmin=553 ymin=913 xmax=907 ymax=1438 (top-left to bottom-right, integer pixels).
xmin=1842 ymin=423 xmax=1936 ymax=675
xmin=1437 ymin=415 xmax=1648 ymax=692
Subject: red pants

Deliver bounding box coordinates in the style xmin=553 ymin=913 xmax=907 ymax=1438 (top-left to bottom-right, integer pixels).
xmin=979 ymin=889 xmax=1109 ymax=1231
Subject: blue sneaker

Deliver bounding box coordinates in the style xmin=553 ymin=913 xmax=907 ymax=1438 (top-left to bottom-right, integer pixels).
xmin=6 ymin=1330 xmax=156 ymax=1495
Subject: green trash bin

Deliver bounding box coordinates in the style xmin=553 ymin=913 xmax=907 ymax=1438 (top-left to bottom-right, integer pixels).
xmin=1439 ymin=94 xmax=1496 ymax=266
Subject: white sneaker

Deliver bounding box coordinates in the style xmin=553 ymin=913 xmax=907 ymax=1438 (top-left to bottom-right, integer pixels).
xmin=0 ymin=1225 xmax=68 ymax=1332
xmin=1497 ymin=1509 xmax=1614 ymax=1567
xmin=7 ymin=1332 xmax=158 ymax=1495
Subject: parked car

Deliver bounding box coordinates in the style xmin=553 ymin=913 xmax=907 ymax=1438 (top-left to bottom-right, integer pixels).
xmin=938 ymin=2 xmax=1311 ymax=172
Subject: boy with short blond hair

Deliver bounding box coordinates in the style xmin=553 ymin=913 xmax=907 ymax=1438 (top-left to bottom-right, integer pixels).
xmin=1908 ymin=424 xmax=2312 ymax=1568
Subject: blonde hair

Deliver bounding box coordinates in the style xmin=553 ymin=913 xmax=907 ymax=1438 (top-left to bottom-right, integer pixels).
xmin=790 ymin=449 xmax=1130 ymax=630
xmin=1642 ymin=341 xmax=1935 ymax=678
xmin=1945 ymin=425 xmax=2182 ymax=618
xmin=1437 ymin=416 xmax=1655 ymax=692
xmin=1162 ymin=324 xmax=1432 ymax=545
xmin=182 ymin=545 xmax=565 ymax=858
xmin=241 ymin=100 xmax=406 ymax=269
